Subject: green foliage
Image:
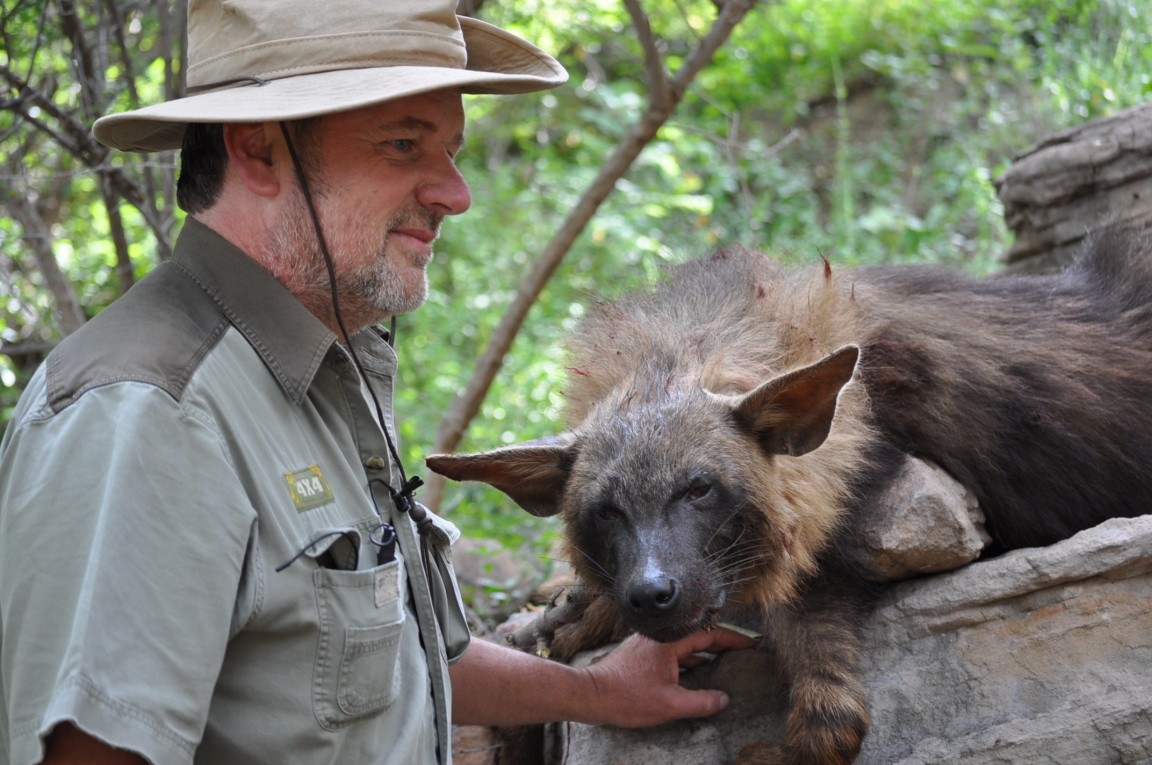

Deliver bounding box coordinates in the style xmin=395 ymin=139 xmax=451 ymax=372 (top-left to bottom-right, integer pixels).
xmin=4 ymin=0 xmax=1152 ymax=558
xmin=400 ymin=0 xmax=1152 ymax=552
xmin=1 ymin=0 xmax=181 ymax=423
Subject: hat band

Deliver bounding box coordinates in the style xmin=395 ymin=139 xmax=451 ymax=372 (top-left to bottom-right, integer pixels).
xmin=188 ymin=31 xmax=469 ymax=89
xmin=185 ymin=75 xmax=270 ymax=95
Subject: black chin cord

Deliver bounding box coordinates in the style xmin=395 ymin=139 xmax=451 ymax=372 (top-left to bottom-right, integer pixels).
xmin=279 ymin=122 xmax=446 ymax=765
xmin=277 ymin=122 xmax=428 ymax=528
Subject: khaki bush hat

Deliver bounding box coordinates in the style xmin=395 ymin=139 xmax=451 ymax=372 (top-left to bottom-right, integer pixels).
xmin=93 ymin=0 xmax=568 ymax=152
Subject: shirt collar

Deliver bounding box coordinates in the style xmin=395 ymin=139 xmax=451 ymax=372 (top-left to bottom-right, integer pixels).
xmin=172 ymin=217 xmax=339 ymax=404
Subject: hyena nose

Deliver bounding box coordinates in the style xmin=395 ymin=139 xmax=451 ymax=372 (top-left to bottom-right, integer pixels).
xmin=626 ymin=576 xmax=682 ymax=618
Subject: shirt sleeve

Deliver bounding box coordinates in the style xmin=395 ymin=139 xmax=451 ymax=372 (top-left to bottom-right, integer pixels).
xmin=0 ymin=381 xmax=257 ymax=765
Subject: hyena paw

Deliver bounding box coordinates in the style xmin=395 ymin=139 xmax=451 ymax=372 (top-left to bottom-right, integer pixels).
xmin=733 ymin=741 xmax=787 ymax=765
xmin=784 ymin=680 xmax=869 ymax=764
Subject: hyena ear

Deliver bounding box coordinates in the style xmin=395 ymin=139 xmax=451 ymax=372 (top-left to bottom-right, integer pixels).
xmin=425 ymin=435 xmax=576 ymax=517
xmin=732 ymin=345 xmax=860 ymax=457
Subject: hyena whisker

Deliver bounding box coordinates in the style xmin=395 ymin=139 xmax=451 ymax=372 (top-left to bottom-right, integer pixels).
xmin=709 ymin=543 xmax=763 ymax=573
xmin=701 ymin=506 xmax=749 ymax=553
xmin=707 ymin=533 xmax=775 ymax=573
xmin=569 ymin=544 xmax=616 ymax=587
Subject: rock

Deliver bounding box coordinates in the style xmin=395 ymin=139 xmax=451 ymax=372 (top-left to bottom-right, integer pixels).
xmin=553 ymin=515 xmax=1152 ymax=764
xmin=452 ymin=723 xmax=500 ymax=765
xmin=845 ymin=456 xmax=990 ymax=581
xmin=452 ymin=537 xmax=548 ymax=626
xmin=995 ymin=102 xmax=1152 ymax=273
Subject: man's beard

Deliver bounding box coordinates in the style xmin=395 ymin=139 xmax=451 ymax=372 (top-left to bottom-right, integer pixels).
xmin=266 ymin=188 xmax=441 ymax=329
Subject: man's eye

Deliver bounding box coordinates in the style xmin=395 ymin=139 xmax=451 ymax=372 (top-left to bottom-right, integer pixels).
xmin=386 ymin=139 xmax=416 ymax=153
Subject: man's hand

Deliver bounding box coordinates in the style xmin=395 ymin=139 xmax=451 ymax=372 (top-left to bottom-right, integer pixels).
xmin=577 ymin=628 xmax=758 ymax=728
xmin=450 ymin=626 xmax=756 ymax=728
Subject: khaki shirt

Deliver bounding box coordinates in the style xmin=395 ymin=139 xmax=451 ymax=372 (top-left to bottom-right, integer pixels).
xmin=0 ymin=219 xmax=469 ymax=765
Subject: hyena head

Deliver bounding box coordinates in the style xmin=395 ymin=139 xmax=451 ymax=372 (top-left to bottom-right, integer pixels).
xmin=427 ymin=346 xmax=860 ymax=643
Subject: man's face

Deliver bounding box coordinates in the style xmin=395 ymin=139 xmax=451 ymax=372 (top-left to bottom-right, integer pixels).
xmin=268 ymin=89 xmax=471 ymax=331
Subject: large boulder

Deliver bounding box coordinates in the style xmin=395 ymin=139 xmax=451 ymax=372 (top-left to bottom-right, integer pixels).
xmin=554 ymin=514 xmax=1152 ymax=764
xmin=996 ymin=101 xmax=1152 ymax=273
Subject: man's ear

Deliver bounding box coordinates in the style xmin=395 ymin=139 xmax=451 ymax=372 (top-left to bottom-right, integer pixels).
xmin=732 ymin=345 xmax=860 ymax=457
xmin=425 ymin=435 xmax=577 ymax=517
xmin=221 ymin=122 xmax=281 ymax=198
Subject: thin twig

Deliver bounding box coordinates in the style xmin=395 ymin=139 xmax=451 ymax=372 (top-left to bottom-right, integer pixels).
xmin=623 ymin=0 xmax=672 ymax=111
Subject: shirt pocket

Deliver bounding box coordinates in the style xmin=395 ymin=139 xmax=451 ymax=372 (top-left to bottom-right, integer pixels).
xmin=312 ymin=558 xmax=407 ymax=729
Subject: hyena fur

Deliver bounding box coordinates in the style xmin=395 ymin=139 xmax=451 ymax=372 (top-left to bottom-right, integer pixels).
xmin=427 ymin=227 xmax=1152 ymax=765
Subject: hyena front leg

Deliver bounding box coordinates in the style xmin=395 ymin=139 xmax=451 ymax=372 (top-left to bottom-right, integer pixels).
xmin=763 ymin=591 xmax=870 ymax=765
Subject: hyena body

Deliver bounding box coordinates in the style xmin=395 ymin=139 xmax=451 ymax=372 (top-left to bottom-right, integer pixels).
xmin=428 ymin=228 xmax=1152 ymax=764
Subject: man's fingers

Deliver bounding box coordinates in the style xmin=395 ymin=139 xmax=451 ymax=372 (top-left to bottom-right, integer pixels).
xmin=678 ymin=652 xmax=714 ymax=669
xmin=673 ymin=688 xmax=731 ymax=720
xmin=674 ymin=626 xmax=757 ymax=657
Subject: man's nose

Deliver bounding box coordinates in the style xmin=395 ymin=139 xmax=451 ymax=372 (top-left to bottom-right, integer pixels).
xmin=418 ymin=157 xmax=472 ymax=216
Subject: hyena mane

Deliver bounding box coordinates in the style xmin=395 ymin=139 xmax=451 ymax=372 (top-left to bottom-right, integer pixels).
xmin=557 ymin=248 xmax=889 ymax=614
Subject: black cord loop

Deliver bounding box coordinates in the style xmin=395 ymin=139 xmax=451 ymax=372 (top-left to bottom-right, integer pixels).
xmin=278 ymin=121 xmax=425 ymax=523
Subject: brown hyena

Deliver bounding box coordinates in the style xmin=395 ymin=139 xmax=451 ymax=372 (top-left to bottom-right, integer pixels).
xmin=427 ymin=227 xmax=1152 ymax=764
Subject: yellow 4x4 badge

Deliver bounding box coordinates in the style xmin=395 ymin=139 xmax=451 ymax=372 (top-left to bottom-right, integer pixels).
xmin=285 ymin=464 xmax=335 ymax=512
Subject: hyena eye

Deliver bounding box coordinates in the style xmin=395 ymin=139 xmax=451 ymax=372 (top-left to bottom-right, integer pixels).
xmin=598 ymin=505 xmax=623 ymax=522
xmin=684 ymin=483 xmax=713 ymax=502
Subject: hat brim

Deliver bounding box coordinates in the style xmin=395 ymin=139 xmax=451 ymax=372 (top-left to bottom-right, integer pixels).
xmin=93 ymin=17 xmax=567 ymax=152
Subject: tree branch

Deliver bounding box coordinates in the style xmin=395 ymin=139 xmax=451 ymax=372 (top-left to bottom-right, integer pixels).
xmin=1 ymin=340 xmax=58 ymax=360
xmin=103 ymin=0 xmax=142 ymax=105
xmin=0 ymin=64 xmax=99 ymax=161
xmin=100 ymin=173 xmax=136 ymax=292
xmin=624 ymin=0 xmax=672 ymax=111
xmin=425 ymin=0 xmax=761 ymax=510
xmin=0 ymin=63 xmax=176 ymax=260
xmin=57 ymin=0 xmax=100 ymax=117
xmin=3 ymin=155 xmax=88 ymax=335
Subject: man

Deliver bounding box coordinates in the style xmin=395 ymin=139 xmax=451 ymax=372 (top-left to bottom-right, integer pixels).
xmin=0 ymin=1 xmax=751 ymax=763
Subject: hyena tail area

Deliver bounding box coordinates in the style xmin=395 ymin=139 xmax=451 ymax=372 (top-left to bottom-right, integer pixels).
xmin=854 ymin=227 xmax=1152 ymax=552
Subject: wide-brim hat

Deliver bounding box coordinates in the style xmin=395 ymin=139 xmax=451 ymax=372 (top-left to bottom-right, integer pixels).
xmin=93 ymin=0 xmax=568 ymax=152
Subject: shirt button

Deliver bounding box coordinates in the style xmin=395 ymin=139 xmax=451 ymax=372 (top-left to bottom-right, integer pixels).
xmin=364 ymin=455 xmax=388 ymax=472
